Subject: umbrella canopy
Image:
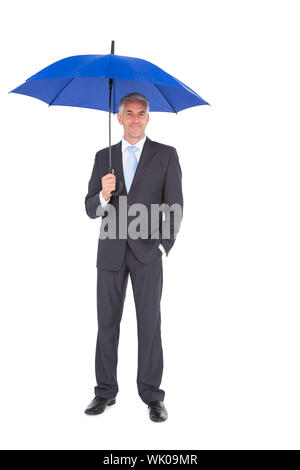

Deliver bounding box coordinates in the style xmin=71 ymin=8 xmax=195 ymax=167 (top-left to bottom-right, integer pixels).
xmin=10 ymin=41 xmax=209 ymax=195
xmin=10 ymin=52 xmax=209 ymax=113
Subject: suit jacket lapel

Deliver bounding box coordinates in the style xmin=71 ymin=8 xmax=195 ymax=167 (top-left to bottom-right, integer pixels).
xmin=112 ymin=140 xmax=127 ymax=196
xmin=128 ymin=136 xmax=154 ymax=196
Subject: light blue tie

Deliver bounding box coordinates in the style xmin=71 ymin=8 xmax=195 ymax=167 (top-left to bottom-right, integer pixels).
xmin=124 ymin=145 xmax=138 ymax=193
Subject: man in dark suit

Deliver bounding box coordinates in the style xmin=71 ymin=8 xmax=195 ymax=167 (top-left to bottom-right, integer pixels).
xmin=84 ymin=92 xmax=183 ymax=422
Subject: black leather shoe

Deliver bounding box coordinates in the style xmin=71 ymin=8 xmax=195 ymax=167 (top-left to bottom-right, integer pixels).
xmin=148 ymin=400 xmax=168 ymax=422
xmin=84 ymin=396 xmax=116 ymax=415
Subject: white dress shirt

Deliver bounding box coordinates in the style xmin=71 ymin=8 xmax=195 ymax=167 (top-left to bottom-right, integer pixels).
xmin=99 ymin=135 xmax=166 ymax=256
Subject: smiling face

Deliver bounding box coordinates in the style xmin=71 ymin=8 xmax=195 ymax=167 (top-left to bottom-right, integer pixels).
xmin=117 ymin=99 xmax=149 ymax=144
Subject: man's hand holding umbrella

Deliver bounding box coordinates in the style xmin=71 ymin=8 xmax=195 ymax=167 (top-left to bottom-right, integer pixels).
xmin=101 ymin=169 xmax=116 ymax=201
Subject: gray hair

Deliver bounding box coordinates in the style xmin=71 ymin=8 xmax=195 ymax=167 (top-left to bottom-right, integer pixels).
xmin=118 ymin=92 xmax=150 ymax=115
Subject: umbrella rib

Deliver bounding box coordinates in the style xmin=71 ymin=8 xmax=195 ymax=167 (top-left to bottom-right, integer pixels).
xmin=48 ymin=77 xmax=75 ymax=106
xmin=153 ymin=84 xmax=177 ymax=114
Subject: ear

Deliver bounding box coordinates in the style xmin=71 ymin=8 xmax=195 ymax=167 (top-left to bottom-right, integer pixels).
xmin=117 ymin=113 xmax=122 ymax=124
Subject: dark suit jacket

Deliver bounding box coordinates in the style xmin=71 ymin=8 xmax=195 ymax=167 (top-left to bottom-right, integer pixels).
xmin=85 ymin=136 xmax=183 ymax=271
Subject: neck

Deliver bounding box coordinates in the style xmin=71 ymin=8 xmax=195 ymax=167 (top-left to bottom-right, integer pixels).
xmin=124 ymin=134 xmax=145 ymax=145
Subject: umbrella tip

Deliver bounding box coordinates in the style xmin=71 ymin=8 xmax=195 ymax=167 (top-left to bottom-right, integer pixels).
xmin=111 ymin=40 xmax=115 ymax=54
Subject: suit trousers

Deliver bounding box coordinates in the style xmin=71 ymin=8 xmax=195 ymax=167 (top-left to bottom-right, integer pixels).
xmin=94 ymin=241 xmax=165 ymax=404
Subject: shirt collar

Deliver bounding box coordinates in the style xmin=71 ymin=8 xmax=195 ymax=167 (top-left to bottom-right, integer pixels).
xmin=122 ymin=135 xmax=147 ymax=155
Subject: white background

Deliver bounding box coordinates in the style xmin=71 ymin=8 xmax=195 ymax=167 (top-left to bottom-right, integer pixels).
xmin=1 ymin=0 xmax=299 ymax=450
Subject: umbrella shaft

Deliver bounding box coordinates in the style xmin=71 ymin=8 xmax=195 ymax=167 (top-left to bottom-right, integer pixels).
xmin=109 ymin=78 xmax=113 ymax=170
xmin=108 ymin=40 xmax=115 ymax=171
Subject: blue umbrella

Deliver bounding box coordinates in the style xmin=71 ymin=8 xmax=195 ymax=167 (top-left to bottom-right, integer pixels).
xmin=10 ymin=41 xmax=209 ymax=193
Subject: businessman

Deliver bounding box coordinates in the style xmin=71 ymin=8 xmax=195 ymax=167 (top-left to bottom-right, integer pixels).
xmin=84 ymin=92 xmax=183 ymax=422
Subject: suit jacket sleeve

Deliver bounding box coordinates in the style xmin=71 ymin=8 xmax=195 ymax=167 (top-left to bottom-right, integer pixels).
xmin=160 ymin=147 xmax=184 ymax=256
xmin=85 ymin=151 xmax=108 ymax=219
